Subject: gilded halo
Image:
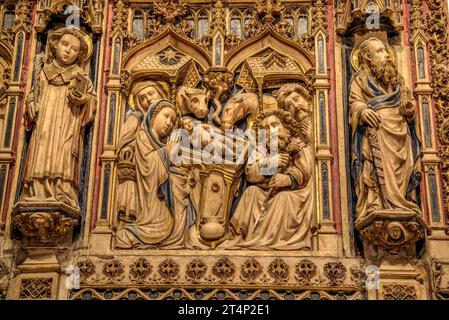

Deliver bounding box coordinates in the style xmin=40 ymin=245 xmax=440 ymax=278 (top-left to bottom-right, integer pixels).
xmin=350 ymin=41 xmax=396 ymax=72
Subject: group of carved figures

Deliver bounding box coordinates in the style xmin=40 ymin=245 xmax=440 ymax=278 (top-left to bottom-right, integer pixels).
xmin=113 ymin=78 xmax=315 ymax=250
xmin=17 ymin=26 xmax=422 ymax=251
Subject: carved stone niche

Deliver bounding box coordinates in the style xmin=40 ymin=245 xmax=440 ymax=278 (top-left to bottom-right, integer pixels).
xmin=11 ymin=202 xmax=79 ymax=249
xmin=355 ymin=210 xmax=427 ymax=265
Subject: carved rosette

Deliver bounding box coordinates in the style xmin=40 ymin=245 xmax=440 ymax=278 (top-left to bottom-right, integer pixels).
xmin=323 ymin=262 xmax=346 ymax=286
xmin=185 ymin=259 xmax=207 ymax=283
xmin=295 ymin=259 xmax=317 ymax=285
xmin=129 ymin=258 xmax=153 ymax=283
xmin=240 ymin=258 xmax=263 ymax=283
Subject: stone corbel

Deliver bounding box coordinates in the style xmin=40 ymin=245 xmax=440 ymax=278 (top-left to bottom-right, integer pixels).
xmin=355 ymin=210 xmax=427 ymax=265
xmin=11 ymin=202 xmax=80 ymax=249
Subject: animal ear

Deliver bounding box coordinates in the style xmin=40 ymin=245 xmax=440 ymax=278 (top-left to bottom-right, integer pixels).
xmin=235 ymin=88 xmax=245 ymax=95
xmin=185 ymin=87 xmax=192 ymax=98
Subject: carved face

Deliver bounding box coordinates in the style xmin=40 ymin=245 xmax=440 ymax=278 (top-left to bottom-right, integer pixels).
xmin=366 ymin=40 xmax=389 ymax=69
xmin=364 ymin=39 xmax=398 ymax=87
xmin=222 ymin=93 xmax=258 ymax=129
xmin=152 ymin=107 xmax=177 ymax=140
xmin=261 ymin=115 xmax=291 ymax=149
xmin=284 ymin=91 xmax=309 ymax=122
xmin=55 ymin=34 xmax=81 ymax=66
xmin=188 ymin=89 xmax=210 ymax=119
xmin=136 ymin=86 xmax=163 ymax=112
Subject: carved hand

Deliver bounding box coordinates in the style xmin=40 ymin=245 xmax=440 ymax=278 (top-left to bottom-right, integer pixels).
xmin=268 ymin=173 xmax=292 ymax=189
xmin=360 ymin=108 xmax=381 ymax=128
xmin=25 ymin=100 xmax=38 ymax=120
xmin=400 ymin=100 xmax=415 ymax=119
xmin=68 ymin=88 xmax=87 ymax=107
xmin=266 ymin=153 xmax=290 ymax=171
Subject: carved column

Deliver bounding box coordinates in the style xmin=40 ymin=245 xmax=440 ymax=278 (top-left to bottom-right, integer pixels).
xmin=91 ymin=0 xmax=128 ymax=247
xmin=424 ymin=0 xmax=449 ymax=299
xmin=312 ymin=0 xmax=339 ymax=252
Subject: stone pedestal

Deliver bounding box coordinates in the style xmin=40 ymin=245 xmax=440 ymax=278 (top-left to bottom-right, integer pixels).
xmin=7 ymin=202 xmax=79 ymax=299
xmin=356 ymin=210 xmax=430 ymax=299
xmin=11 ymin=201 xmax=79 ymax=248
xmin=355 ymin=210 xmax=426 ymax=265
xmin=366 ymin=261 xmax=429 ymax=300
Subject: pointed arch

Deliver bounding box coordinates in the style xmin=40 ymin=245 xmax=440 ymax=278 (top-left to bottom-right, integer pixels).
xmin=122 ymin=27 xmax=212 ymax=71
xmin=224 ymin=26 xmax=314 ymax=72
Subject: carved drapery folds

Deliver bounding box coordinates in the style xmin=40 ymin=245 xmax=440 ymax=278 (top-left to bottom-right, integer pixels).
xmin=102 ymin=0 xmax=322 ymax=251
xmin=2 ymin=0 xmax=449 ymax=301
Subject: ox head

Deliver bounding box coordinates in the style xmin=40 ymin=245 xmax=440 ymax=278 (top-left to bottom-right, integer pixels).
xmin=177 ymin=86 xmax=211 ymax=120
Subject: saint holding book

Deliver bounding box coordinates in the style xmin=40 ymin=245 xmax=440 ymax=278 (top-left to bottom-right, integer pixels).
xmin=21 ymin=27 xmax=96 ymax=211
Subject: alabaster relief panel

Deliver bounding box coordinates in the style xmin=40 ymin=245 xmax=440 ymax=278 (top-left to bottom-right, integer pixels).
xmin=113 ymin=45 xmax=317 ymax=251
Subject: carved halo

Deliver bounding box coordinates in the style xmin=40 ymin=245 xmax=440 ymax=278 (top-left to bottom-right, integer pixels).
xmin=350 ymin=40 xmax=396 ymax=72
xmin=49 ymin=27 xmax=93 ymax=64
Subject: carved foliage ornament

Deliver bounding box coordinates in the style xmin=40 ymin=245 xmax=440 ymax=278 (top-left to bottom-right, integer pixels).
xmin=240 ymin=258 xmax=263 ymax=283
xmin=158 ymin=258 xmax=180 ymax=282
xmin=212 ymin=257 xmax=236 ymax=282
xmin=77 ymin=260 xmax=96 ymax=282
xmin=295 ymin=259 xmax=317 ymax=285
xmin=12 ymin=212 xmax=78 ymax=244
xmin=323 ymin=262 xmax=346 ymax=286
xmin=186 ymin=259 xmax=207 ymax=282
xmin=359 ymin=219 xmax=425 ymax=253
xmin=129 ymin=258 xmax=153 ymax=283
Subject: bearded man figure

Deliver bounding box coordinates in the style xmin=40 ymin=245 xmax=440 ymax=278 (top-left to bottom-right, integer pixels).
xmin=349 ymin=37 xmax=422 ymax=223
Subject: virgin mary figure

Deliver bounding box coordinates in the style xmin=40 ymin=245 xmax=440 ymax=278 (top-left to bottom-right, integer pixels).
xmin=115 ymin=100 xmax=181 ymax=248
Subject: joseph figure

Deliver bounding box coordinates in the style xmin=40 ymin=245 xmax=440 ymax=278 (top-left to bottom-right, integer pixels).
xmin=349 ymin=37 xmax=421 ymax=222
xmin=21 ymin=27 xmax=96 ymax=211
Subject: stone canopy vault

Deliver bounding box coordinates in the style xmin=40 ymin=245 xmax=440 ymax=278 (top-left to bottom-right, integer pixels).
xmin=0 ymin=0 xmax=448 ymax=301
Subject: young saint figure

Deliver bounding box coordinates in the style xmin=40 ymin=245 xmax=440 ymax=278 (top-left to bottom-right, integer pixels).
xmin=21 ymin=27 xmax=95 ymax=211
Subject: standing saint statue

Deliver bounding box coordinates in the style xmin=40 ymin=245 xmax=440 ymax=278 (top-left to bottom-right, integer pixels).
xmin=349 ymin=37 xmax=421 ymax=223
xmin=21 ymin=27 xmax=95 ymax=211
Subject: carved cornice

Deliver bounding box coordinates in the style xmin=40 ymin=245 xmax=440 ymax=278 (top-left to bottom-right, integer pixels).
xmin=69 ymin=255 xmax=367 ymax=300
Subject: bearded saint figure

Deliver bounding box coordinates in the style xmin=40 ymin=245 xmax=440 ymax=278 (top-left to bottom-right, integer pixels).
xmin=349 ymin=37 xmax=421 ymax=223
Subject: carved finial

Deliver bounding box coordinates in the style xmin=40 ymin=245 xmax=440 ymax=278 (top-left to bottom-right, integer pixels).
xmin=255 ymin=0 xmax=283 ymax=23
xmin=153 ymin=0 xmax=189 ymax=24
